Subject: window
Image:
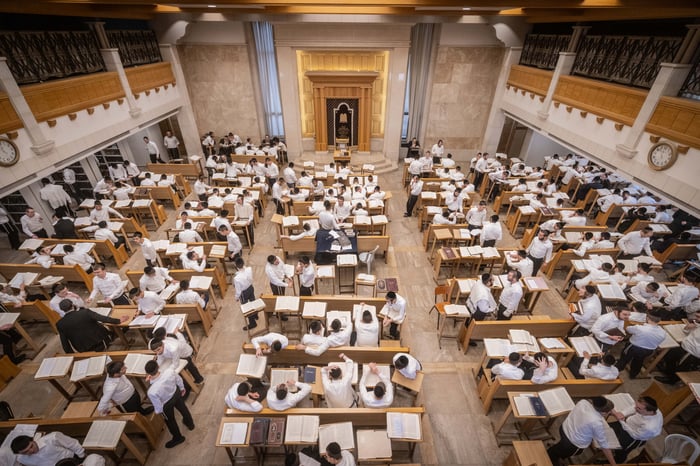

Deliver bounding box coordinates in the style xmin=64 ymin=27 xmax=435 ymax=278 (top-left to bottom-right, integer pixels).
xmin=251 ymin=22 xmax=285 ymax=137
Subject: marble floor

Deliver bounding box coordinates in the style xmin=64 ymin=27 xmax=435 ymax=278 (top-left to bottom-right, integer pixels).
xmin=0 ymin=152 xmax=680 ymax=465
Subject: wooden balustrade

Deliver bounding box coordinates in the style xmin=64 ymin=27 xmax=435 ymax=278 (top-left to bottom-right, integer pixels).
xmin=506 ymin=65 xmax=553 ymax=96
xmin=646 ymin=96 xmax=700 ymax=149
xmin=125 ymin=62 xmax=176 ymax=95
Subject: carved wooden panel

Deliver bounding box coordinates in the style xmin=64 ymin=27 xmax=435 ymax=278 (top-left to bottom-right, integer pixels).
xmin=125 ymin=62 xmax=176 ymax=95
xmin=646 ymin=96 xmax=700 ymax=149
xmin=553 ymin=75 xmax=647 ymax=126
xmin=0 ymin=92 xmax=22 ymax=134
xmin=21 ymin=72 xmax=125 ymax=123
xmin=506 ymin=65 xmax=553 ymax=96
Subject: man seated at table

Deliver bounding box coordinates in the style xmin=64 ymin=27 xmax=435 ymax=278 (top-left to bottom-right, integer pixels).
xmin=327 ymin=319 xmax=352 ymax=347
xmin=392 ymin=353 xmax=421 ymax=380
xmin=654 ymin=309 xmax=700 ymax=385
xmin=322 ymin=353 xmax=356 ymax=408
xmin=572 ymin=351 xmax=619 ymax=380
xmin=180 ymin=249 xmax=208 ymax=272
xmin=297 ymin=320 xmax=330 ymax=356
xmin=129 ymin=287 xmax=165 ymax=317
xmin=359 ymin=362 xmax=393 ymax=408
xmin=505 ymin=250 xmax=534 ymax=277
xmin=11 ymin=432 xmax=101 ymax=466
xmin=660 ymin=273 xmax=700 ymax=321
xmin=25 ymin=245 xmax=55 ymax=269
xmin=49 ymin=283 xmax=85 ymax=317
xmin=490 ymin=352 xmax=524 ymax=380
xmin=251 ymin=331 xmax=289 ymax=356
xmin=88 ymin=202 xmax=124 ymax=224
xmin=225 ymin=381 xmax=263 ymax=412
xmin=93 ymin=220 xmax=128 ymax=251
xmin=609 ymin=396 xmax=663 ymax=463
xmin=178 ymin=222 xmax=203 ymax=243
xmin=571 ymin=285 xmax=602 ymax=334
xmin=522 ymin=352 xmax=558 ymax=384
xmin=175 ymin=279 xmax=208 ymax=309
xmin=353 ymin=305 xmax=379 ymax=347
xmin=267 ymin=379 xmax=312 ymax=411
xmin=62 ymin=244 xmax=95 ymax=274
xmin=98 ymin=361 xmax=154 ymax=415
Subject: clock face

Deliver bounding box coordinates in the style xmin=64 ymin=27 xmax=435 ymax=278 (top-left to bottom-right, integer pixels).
xmin=0 ymin=139 xmax=19 ymax=167
xmin=648 ymin=142 xmax=676 ymax=171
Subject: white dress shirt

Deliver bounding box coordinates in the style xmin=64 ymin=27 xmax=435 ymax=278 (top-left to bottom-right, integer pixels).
xmin=499 ymin=280 xmax=523 ymax=314
xmin=175 ymin=289 xmax=206 ymax=308
xmin=574 ymin=269 xmax=610 ymax=289
xmin=233 ymin=266 xmax=254 ymax=300
xmin=467 ymin=280 xmax=497 ymax=315
xmin=327 ymin=326 xmax=352 ymax=347
xmin=139 ymin=238 xmax=157 ymax=261
xmin=282 ymin=167 xmax=297 ymax=184
xmin=49 ymin=292 xmax=84 ymax=317
xmin=527 ymin=237 xmax=553 ymax=262
xmin=562 ymin=400 xmax=611 ymax=449
xmin=89 ymin=272 xmax=125 ymax=301
xmin=267 ymin=382 xmax=312 ymax=411
xmin=139 ymin=268 xmax=172 ymax=292
xmin=573 ymin=295 xmax=602 ymax=330
xmin=265 ymin=259 xmax=289 ymax=288
xmin=21 ymin=213 xmax=44 ymax=237
xmin=619 ymin=411 xmax=663 ymax=441
xmin=252 ymin=332 xmax=289 ymax=351
xmin=491 ymin=362 xmax=524 ymax=380
xmin=98 ymin=375 xmax=137 ymax=413
xmin=618 ymin=231 xmax=652 ymax=256
xmin=299 ymin=264 xmax=315 ymax=288
xmin=578 ymin=358 xmax=619 ymax=380
xmin=666 ymin=283 xmax=700 ymax=309
xmin=628 ymin=324 xmax=666 ymax=350
xmin=301 ymin=332 xmax=329 ymax=356
xmin=178 ymin=229 xmax=203 ymax=243
xmin=354 ymin=310 xmax=379 ymax=347
xmin=506 ymin=255 xmax=534 ymax=277
xmin=481 ymin=221 xmax=502 ymax=245
xmin=40 ymin=184 xmax=72 ymax=209
xmin=319 ymin=210 xmax=339 ymax=230
xmin=136 ymin=291 xmax=165 ymax=314
xmin=322 ymin=358 xmax=356 ymax=408
xmin=63 ymin=251 xmax=95 ymax=271
xmin=89 ymin=207 xmax=123 ymax=223
xmin=16 ymin=432 xmax=85 ymax=466
xmin=526 ymin=355 xmax=558 ymax=384
xmin=359 ymin=371 xmax=393 ymax=408
xmin=147 ymin=368 xmax=183 ymax=414
xmin=381 ymin=294 xmax=406 ymax=324
xmin=393 ymin=353 xmax=421 ymax=379
xmin=180 ymin=253 xmax=206 ymax=272
xmin=591 ymin=312 xmax=626 ymax=346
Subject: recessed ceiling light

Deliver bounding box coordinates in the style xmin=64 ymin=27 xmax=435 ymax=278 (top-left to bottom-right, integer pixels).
xmin=208 ymin=4 xmax=216 ymax=7
xmin=463 ymin=7 xmax=471 ymax=10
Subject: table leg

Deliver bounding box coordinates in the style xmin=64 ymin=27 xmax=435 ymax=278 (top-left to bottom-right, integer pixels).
xmin=121 ymin=432 xmax=148 ymax=465
xmin=641 ymin=347 xmax=670 ymax=377
xmin=48 ymin=378 xmax=74 ymax=401
xmin=13 ymin=322 xmax=43 ymax=354
xmin=77 ymin=379 xmax=100 ymax=401
xmin=493 ymin=403 xmax=513 ymax=435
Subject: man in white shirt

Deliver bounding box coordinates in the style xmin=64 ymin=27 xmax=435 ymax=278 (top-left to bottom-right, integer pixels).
xmin=132 ymin=232 xmax=157 ymax=267
xmin=481 ymin=214 xmax=502 ymax=247
xmin=193 ymin=175 xmax=210 ymax=201
xmin=251 ymin=332 xmax=289 ymax=356
xmin=11 ymin=431 xmax=89 ymax=466
xmin=609 ymin=396 xmax=663 ymax=463
xmin=354 ymin=304 xmax=379 ymax=347
xmin=597 ymin=188 xmax=623 ymax=213
xmin=144 ymin=136 xmax=165 ymax=163
xmin=178 ymin=222 xmax=203 ymax=243
xmin=467 ymin=273 xmax=497 ymax=321
xmin=26 ymin=245 xmax=55 ymax=269
xmin=129 ymin=288 xmax=165 ymax=316
xmin=576 ymin=352 xmax=619 ymax=380
xmin=662 ymin=274 xmax=700 ymax=320
xmin=318 ymin=200 xmax=340 ymax=230
xmin=175 ymin=279 xmax=208 ymax=309
xmin=267 ymin=380 xmax=312 ymax=411
xmin=139 ymin=266 xmax=175 ymax=293
xmin=283 ymin=162 xmax=297 ymax=187
xmin=98 ymin=361 xmax=153 ymax=415
xmin=233 ymin=257 xmax=258 ymax=331
xmin=393 ymin=353 xmax=421 ymax=379
xmin=506 ymin=250 xmax=534 ymax=277
xmin=616 ymin=310 xmax=666 ymax=379
xmin=20 ymin=207 xmax=47 ymax=238
xmin=491 ymin=352 xmax=524 ymax=380
xmin=180 ymin=249 xmax=208 ymax=272
xmin=574 ymin=262 xmax=613 ymax=289
xmin=497 ymin=270 xmax=523 ymax=320
xmin=140 ymin=173 xmax=156 ymax=186
xmin=145 ymin=360 xmax=193 ymax=448
xmin=123 ymin=160 xmax=140 ymax=185
xmin=465 ymin=201 xmax=487 ymax=231
xmin=321 ymin=353 xmax=356 ymax=408
xmin=547 ymin=397 xmax=617 ymax=466
xmin=524 ymin=352 xmax=558 ymax=384
xmin=93 ymin=221 xmax=127 ymax=250
xmin=617 ymin=227 xmax=654 ymax=258
xmin=89 ymin=203 xmax=124 ymax=224
xmin=591 ymin=306 xmax=629 ymax=351
xmin=441 ymin=153 xmax=456 ymax=168
xmin=380 ymin=291 xmax=406 ymax=339
xmin=266 ymin=254 xmax=292 ymax=296
xmin=234 ymin=196 xmax=255 ymax=246
xmin=333 ymin=197 xmax=352 ymax=224
xmin=49 ymin=283 xmax=85 ymax=317
xmin=526 ymin=229 xmax=553 ymax=276
xmin=404 ymin=175 xmax=423 ymax=217
xmin=163 ymin=131 xmax=180 ymax=160
xmin=655 ymin=310 xmax=700 ymax=384
xmin=39 ymin=178 xmax=72 ymax=212
xmin=87 ymin=263 xmax=129 ymax=305
xmin=359 ymin=362 xmax=393 ymax=408
xmin=572 ymin=285 xmax=602 ymax=332
xmin=108 ymin=163 xmax=128 ymax=182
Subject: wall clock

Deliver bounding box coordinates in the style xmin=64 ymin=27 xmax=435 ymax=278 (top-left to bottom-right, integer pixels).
xmin=647 ymin=141 xmax=677 ymax=171
xmin=0 ymin=138 xmax=19 ymax=167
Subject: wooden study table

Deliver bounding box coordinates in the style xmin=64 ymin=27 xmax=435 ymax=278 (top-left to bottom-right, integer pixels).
xmin=664 ymin=371 xmax=700 ymax=424
xmin=502 ymin=440 xmax=553 ymax=466
xmin=215 ymin=416 xmax=256 ymax=465
xmin=521 ymin=276 xmax=549 ymax=313
xmin=493 ymin=392 xmax=569 ymax=446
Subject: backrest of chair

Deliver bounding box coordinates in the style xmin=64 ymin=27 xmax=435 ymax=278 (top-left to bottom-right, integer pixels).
xmin=369 ymin=244 xmax=380 ymax=257
xmin=661 ymin=434 xmax=700 ymax=464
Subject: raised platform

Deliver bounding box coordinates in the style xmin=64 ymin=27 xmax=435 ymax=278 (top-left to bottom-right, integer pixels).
xmin=294 ymin=151 xmax=399 ymax=175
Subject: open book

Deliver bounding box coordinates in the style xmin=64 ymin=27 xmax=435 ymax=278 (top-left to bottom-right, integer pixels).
xmin=537 ymin=386 xmax=575 ymax=415
xmin=19 ymin=238 xmax=44 ymax=251
xmin=361 ymin=364 xmax=390 ymax=387
xmin=316 ymin=266 xmax=334 ymax=278
xmin=70 ymin=355 xmax=107 ymax=382
xmin=444 ymin=304 xmax=469 ymax=316
xmin=664 ymin=323 xmax=687 ymax=343
xmin=130 ymin=314 xmax=160 ymax=327
xmin=337 ymin=254 xmax=357 ymax=266
xmin=285 ymin=415 xmax=320 ymax=443
xmin=597 ymin=283 xmax=626 ymax=300
xmin=219 ymin=422 xmax=249 ymax=445
xmin=275 ymin=296 xmax=300 ymax=312
xmin=283 ymin=216 xmax=300 ymax=227
xmin=158 ymin=283 xmax=180 ymax=301
xmin=210 ymin=245 xmax=227 ymax=258
xmin=326 ymin=311 xmax=351 ymax=330
xmin=569 ymin=336 xmax=603 ymax=357
xmin=318 ymin=422 xmax=355 ymax=451
xmin=357 ymin=429 xmax=392 ymax=460
xmin=154 ymin=315 xmax=185 ymax=334
xmin=0 ymin=313 xmax=19 ymax=328
xmin=241 ymin=298 xmax=266 ymax=315
xmin=386 ymin=412 xmax=422 ymax=440
xmin=189 ymin=276 xmax=213 ymax=290
xmin=35 ymin=356 xmax=74 ymax=379
xmin=9 ymin=272 xmax=38 ymax=288
xmin=302 ymin=301 xmax=327 ymax=318
xmin=83 ymin=420 xmax=126 ymax=448
xmin=604 ymin=392 xmax=636 ymax=417
xmin=236 ymin=354 xmax=268 ymax=379
xmin=484 ymin=338 xmax=515 ymax=357
xmin=123 ymin=353 xmax=155 ymax=375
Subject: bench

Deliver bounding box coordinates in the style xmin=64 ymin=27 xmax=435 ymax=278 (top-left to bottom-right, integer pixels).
xmin=0 ymin=263 xmax=93 ymax=292
xmin=0 ymin=413 xmax=163 ymax=464
xmin=542 ymin=247 xmax=620 ymax=279
xmin=241 ymin=343 xmax=408 ymax=365
xmin=140 ymin=186 xmax=181 ymax=209
xmin=653 ymin=242 xmax=698 ymax=265
xmin=260 ymin=294 xmax=387 ymax=313
xmin=457 ymin=317 xmax=576 ymax=354
xmin=14 ymin=300 xmax=60 ymax=334
xmin=146 ymin=162 xmax=201 ymax=178
xmin=225 ymin=406 xmax=425 ymax=427
xmin=113 ymin=302 xmax=214 ymax=337
xmin=135 ymin=267 xmax=228 ymax=298
xmin=42 ymin=238 xmax=129 ymax=269
xmin=477 ymin=372 xmax=622 ymax=413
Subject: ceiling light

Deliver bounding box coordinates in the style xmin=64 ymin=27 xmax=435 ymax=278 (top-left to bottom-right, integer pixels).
xmin=208 ymin=4 xmax=216 ymax=7
xmin=463 ymin=7 xmax=471 ymax=10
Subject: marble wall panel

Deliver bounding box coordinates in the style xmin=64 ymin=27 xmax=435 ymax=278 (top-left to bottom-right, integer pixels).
xmin=425 ymin=46 xmax=504 ymax=151
xmin=177 ymin=44 xmax=260 ymax=139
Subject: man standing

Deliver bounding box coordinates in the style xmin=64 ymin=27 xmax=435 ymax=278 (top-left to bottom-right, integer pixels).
xmin=497 ymin=270 xmax=523 ymax=320
xmin=218 ymin=225 xmax=242 ymax=261
xmin=404 ymin=175 xmax=423 ymax=218
xmin=163 ymin=131 xmax=180 ymax=160
xmin=234 ymin=257 xmax=258 ymax=331
xmin=39 ymin=178 xmax=72 ymax=214
xmin=266 ymin=255 xmax=292 ymax=296
xmin=380 ymin=291 xmax=406 ymax=340
xmin=0 ymin=207 xmax=20 ymax=249
xmin=547 ymin=397 xmax=617 ymax=466
xmin=144 ymin=136 xmax=165 ymax=164
xmin=617 ymin=227 xmax=654 ymax=259
xmin=465 ymin=201 xmax=488 ymax=231
xmin=609 ymin=396 xmax=663 ymax=463
xmin=87 ymin=263 xmax=130 ymax=305
xmin=467 ymin=273 xmax=497 ymax=321
xmin=526 ymin=229 xmax=553 ymax=276
xmin=616 ymin=310 xmax=666 ymax=379
xmin=11 ymin=432 xmax=92 ymax=466
xmin=57 ymin=299 xmax=128 ymax=353
xmin=145 ymin=360 xmax=194 ymax=448
xmin=98 ymin=361 xmax=153 ymax=415
xmin=481 ymin=214 xmax=502 ymax=247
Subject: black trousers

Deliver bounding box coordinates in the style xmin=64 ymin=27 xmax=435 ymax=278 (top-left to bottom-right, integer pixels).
xmin=0 ymin=329 xmax=22 ymax=363
xmin=496 ymin=303 xmax=513 ymax=320
xmin=184 ymin=356 xmax=204 ymax=384
xmin=149 ymin=153 xmax=164 ymax=164
xmin=659 ymin=347 xmax=700 ymax=382
xmin=167 ymin=148 xmax=180 ymax=160
xmin=548 ymin=425 xmax=584 ymax=466
xmin=162 ymin=388 xmax=193 ymax=439
xmin=274 ymin=199 xmax=285 ymax=215
xmin=119 ymin=390 xmax=151 ymax=415
xmin=300 ymin=285 xmax=314 ymax=296
xmin=389 ymin=322 xmax=400 ymax=338
xmin=240 ymin=285 xmax=258 ymax=327
xmin=471 ymin=309 xmax=490 ymax=321
xmin=482 ymin=239 xmax=496 ymax=248
xmin=529 ymin=254 xmax=544 ymax=276
xmin=112 ymin=294 xmax=131 ymax=306
xmin=616 ymin=343 xmax=654 ymax=378
xmin=406 ymin=194 xmax=418 ymax=216
xmin=609 ymin=420 xmax=644 ymax=463
xmin=31 ymin=228 xmax=48 ymax=239
xmin=0 ymin=222 xmax=20 ymax=249
xmin=271 ymin=284 xmax=286 ymax=296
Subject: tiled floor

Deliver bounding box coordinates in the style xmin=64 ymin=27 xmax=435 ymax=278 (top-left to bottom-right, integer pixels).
xmin=0 ymin=153 xmax=677 ymax=465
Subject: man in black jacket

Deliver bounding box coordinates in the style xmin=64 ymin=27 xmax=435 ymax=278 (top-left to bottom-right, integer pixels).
xmin=56 ymin=299 xmax=128 ymax=353
xmin=52 ymin=207 xmax=78 ymax=239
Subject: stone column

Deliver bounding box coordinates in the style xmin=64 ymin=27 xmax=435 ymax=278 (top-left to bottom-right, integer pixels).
xmin=276 ymin=45 xmax=303 ymax=158
xmin=482 ymin=47 xmax=522 ymax=154
xmin=0 ymin=58 xmax=55 ymax=156
xmin=616 ymin=63 xmax=693 ymax=158
xmin=383 ymin=46 xmax=410 ymax=160
xmin=159 ymin=44 xmax=202 ymax=158
xmin=101 ymin=48 xmax=141 ymax=118
xmin=87 ymin=21 xmax=109 ymax=49
xmin=537 ymin=52 xmax=576 ymax=120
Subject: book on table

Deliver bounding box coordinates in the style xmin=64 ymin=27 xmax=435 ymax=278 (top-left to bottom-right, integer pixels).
xmin=189 ymin=276 xmax=213 ymax=290
xmin=283 ymin=216 xmax=300 ymax=227
xmin=513 ymin=387 xmax=574 ymax=417
xmin=326 ymin=310 xmax=351 ymax=330
xmin=467 ymin=246 xmax=484 ymax=255
xmin=166 ymin=243 xmax=187 ymax=255
xmin=597 ymin=283 xmax=626 ymax=300
xmin=457 ymin=279 xmax=475 ymax=293
xmin=9 ymin=272 xmax=38 ymax=288
xmin=484 ymin=338 xmax=515 ymax=357
xmin=241 ymin=298 xmax=266 ymax=315
xmin=283 ymin=264 xmax=295 ymax=278
xmin=361 ymin=364 xmax=390 ymax=387
xmin=35 ymin=356 xmax=74 ymax=379
xmin=152 ymin=240 xmax=170 ymax=251
xmin=236 ymin=354 xmax=268 ymax=379
xmin=604 ymin=393 xmax=636 ymax=417
xmin=482 ymin=247 xmax=500 ymax=258
xmin=0 ymin=313 xmax=18 ymax=328
xmin=443 ymin=247 xmax=456 ymax=259
xmin=130 ymin=314 xmax=160 ymax=327
xmin=539 ymin=338 xmax=566 ymax=349
xmin=371 ymin=215 xmax=388 ymax=224
xmin=19 ymin=238 xmax=44 ymax=251
xmin=38 ymin=275 xmax=64 ymax=287
xmin=158 ymin=283 xmax=180 ymax=301
xmin=318 ymin=422 xmax=354 ymax=451
xmin=154 ymin=315 xmax=185 ymax=334
xmin=267 ymin=417 xmax=285 ymax=446
xmin=209 ymin=245 xmax=227 ymax=257
xmin=664 ymin=323 xmax=687 ymax=342
xmin=302 ymin=301 xmax=326 ymax=318
xmin=70 ymin=355 xmax=107 ymax=382
xmin=285 ymin=415 xmax=320 ymax=443
xmin=386 ymin=412 xmax=422 ymax=440
xmin=275 ymin=296 xmax=300 ymax=312
xmin=123 ymin=353 xmax=155 ymax=375
xmin=444 ymin=304 xmax=469 ymax=316
xmin=357 ymin=429 xmax=392 ymax=460
xmin=316 ymin=265 xmax=334 ymax=278
xmin=509 ymin=329 xmax=534 ymax=344
xmin=82 ymin=420 xmax=126 ymax=449
xmin=90 ymin=307 xmax=112 ymax=317
xmin=219 ymin=422 xmax=249 ymax=445
xmin=303 ymin=367 xmax=317 ymax=384
xmin=250 ymin=418 xmax=269 ymax=445
xmin=352 ymin=304 xmax=376 ymax=319
xmin=356 ymin=273 xmax=375 ymax=282
xmin=569 ymin=336 xmax=603 ymax=357
xmin=270 ymin=368 xmax=299 ymax=389
xmin=337 ymin=254 xmax=357 ymax=266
